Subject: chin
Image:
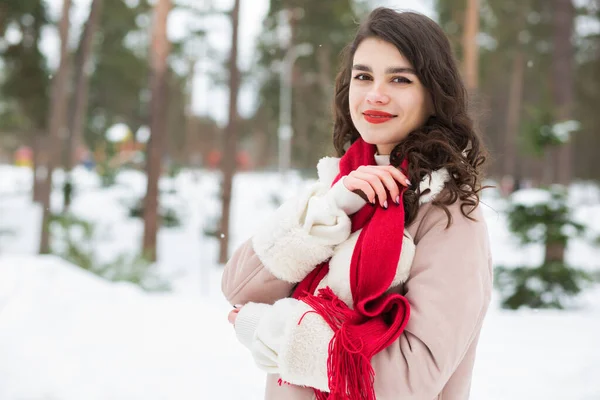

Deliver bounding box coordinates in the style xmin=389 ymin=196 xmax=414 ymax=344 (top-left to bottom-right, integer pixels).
xmin=357 ymin=128 xmax=391 ymax=147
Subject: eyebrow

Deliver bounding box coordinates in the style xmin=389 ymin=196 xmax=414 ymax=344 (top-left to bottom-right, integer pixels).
xmin=352 ymin=64 xmax=416 ymax=75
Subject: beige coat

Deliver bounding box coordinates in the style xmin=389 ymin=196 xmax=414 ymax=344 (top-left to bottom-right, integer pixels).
xmin=222 ymin=156 xmax=492 ymax=400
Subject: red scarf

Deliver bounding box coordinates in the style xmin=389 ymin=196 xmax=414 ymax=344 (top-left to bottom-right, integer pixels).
xmin=291 ymin=137 xmax=411 ymax=400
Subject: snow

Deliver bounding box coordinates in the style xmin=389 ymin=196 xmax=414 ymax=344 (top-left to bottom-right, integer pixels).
xmin=0 ymin=165 xmax=599 ymax=400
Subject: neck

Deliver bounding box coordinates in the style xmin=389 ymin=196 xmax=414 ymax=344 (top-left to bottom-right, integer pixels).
xmin=376 ymin=144 xmax=395 ymax=155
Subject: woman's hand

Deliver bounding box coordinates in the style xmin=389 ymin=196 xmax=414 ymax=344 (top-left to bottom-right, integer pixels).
xmin=343 ymin=165 xmax=411 ymax=208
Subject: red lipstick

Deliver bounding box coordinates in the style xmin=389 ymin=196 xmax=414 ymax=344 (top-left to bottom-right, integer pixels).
xmin=363 ymin=110 xmax=396 ymax=124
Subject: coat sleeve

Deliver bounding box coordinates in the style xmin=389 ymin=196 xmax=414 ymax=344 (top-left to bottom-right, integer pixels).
xmin=234 ymin=201 xmax=493 ymax=396
xmin=250 ymin=178 xmax=365 ymax=283
xmin=221 ymin=238 xmax=295 ymax=306
xmin=222 ymin=178 xmax=366 ymax=306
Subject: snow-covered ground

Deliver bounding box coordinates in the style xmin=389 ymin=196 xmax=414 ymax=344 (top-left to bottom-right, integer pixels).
xmin=0 ymin=165 xmax=599 ymax=400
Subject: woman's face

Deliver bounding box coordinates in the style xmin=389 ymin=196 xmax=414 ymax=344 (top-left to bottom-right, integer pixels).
xmin=349 ymin=37 xmax=434 ymax=155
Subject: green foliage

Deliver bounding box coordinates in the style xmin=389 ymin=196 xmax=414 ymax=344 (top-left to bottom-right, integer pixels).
xmin=0 ymin=0 xmax=50 ymax=139
xmin=431 ymin=0 xmax=600 ymax=180
xmin=521 ymin=107 xmax=557 ymax=156
xmin=86 ymin=0 xmax=153 ymax=149
xmin=495 ymin=185 xmax=591 ymax=309
xmin=507 ymin=186 xmax=585 ymax=246
xmin=128 ymin=197 xmax=182 ymax=228
xmin=49 ymin=213 xmax=170 ymax=292
xmin=252 ymin=0 xmax=359 ymax=169
xmin=495 ymin=262 xmax=592 ymax=309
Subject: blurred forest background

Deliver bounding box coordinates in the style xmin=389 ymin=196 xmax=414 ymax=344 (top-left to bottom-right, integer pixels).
xmin=1 ymin=4 xmax=600 ymax=396
xmin=0 ymin=0 xmax=598 ymax=288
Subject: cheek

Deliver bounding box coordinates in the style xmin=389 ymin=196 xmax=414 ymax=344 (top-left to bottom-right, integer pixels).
xmin=348 ymin=87 xmax=362 ymax=121
xmin=348 ymin=85 xmax=359 ymax=110
xmin=405 ymin=93 xmax=429 ymax=119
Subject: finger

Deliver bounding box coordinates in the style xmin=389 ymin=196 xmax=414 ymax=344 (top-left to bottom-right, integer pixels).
xmin=383 ymin=165 xmax=411 ymax=187
xmin=346 ymin=175 xmax=376 ymax=203
xmin=352 ymin=171 xmax=388 ymax=207
xmin=362 ymin=167 xmax=402 ymax=204
xmin=352 ymin=179 xmax=377 ymax=204
xmin=351 ymin=188 xmax=369 ymax=203
xmin=365 ymin=165 xmax=410 ymax=187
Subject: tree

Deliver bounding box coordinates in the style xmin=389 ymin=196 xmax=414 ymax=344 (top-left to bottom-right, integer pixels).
xmin=63 ymin=0 xmax=105 ymax=211
xmin=573 ymin=1 xmax=600 ymax=180
xmin=218 ymin=0 xmax=241 ymax=264
xmin=0 ymin=0 xmax=50 ymax=170
xmin=251 ymin=0 xmax=358 ymax=170
xmin=142 ymin=0 xmax=172 ymax=261
xmin=86 ymin=0 xmax=152 ymax=153
xmin=39 ymin=0 xmax=72 ymax=254
xmin=551 ymin=0 xmax=576 ymax=185
xmin=462 ymin=0 xmax=480 ymax=92
xmin=502 ymin=1 xmax=530 ymax=183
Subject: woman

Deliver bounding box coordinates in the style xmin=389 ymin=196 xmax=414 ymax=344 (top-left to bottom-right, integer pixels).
xmin=222 ymin=7 xmax=492 ymax=400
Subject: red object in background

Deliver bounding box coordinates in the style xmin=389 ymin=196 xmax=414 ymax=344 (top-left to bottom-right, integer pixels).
xmin=236 ymin=150 xmax=251 ymax=171
xmin=15 ymin=146 xmax=33 ymax=167
xmin=206 ymin=149 xmax=252 ymax=170
xmin=207 ymin=150 xmax=222 ymax=169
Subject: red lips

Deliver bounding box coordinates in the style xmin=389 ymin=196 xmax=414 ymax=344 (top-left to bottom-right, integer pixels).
xmin=363 ymin=110 xmax=396 ymax=124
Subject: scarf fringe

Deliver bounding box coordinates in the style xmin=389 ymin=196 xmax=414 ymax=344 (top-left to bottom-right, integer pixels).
xmin=300 ymin=287 xmax=377 ymax=400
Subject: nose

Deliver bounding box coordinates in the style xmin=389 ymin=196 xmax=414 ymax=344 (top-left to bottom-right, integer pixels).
xmin=366 ymin=83 xmax=390 ymax=105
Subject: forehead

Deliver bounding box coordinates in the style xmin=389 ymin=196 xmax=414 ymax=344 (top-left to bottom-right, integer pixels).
xmin=352 ymin=37 xmax=412 ymax=68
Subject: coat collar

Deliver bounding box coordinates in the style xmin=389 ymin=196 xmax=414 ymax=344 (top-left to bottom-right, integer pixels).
xmin=316 ymin=156 xmax=450 ymax=205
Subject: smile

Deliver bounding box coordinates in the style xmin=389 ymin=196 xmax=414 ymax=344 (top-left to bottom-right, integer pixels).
xmin=362 ymin=110 xmax=397 ymax=124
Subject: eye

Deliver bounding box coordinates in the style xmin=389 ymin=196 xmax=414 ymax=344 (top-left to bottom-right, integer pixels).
xmin=392 ymin=76 xmax=412 ymax=84
xmin=353 ymin=73 xmax=372 ymax=81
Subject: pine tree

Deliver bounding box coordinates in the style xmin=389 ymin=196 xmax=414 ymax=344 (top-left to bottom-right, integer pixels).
xmin=142 ymin=0 xmax=172 ymax=262
xmin=39 ymin=0 xmax=73 ymax=254
xmin=0 ymin=0 xmax=50 ymax=166
xmin=218 ymin=0 xmax=242 ymax=264
xmin=251 ymin=0 xmax=359 ymax=170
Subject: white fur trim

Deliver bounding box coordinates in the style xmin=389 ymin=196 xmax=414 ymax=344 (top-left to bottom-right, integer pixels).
xmin=419 ymin=168 xmax=450 ymax=205
xmin=318 ymin=231 xmax=361 ymax=306
xmin=316 ymin=156 xmax=341 ymax=187
xmin=391 ymin=232 xmax=415 ymax=287
xmin=278 ymin=301 xmax=332 ymax=391
xmin=252 ymin=182 xmax=351 ymax=283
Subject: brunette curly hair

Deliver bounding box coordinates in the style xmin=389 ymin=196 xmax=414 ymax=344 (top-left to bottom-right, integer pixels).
xmin=333 ymin=8 xmax=488 ymax=226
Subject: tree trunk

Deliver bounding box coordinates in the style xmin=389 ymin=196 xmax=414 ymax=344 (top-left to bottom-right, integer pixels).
xmin=39 ymin=0 xmax=72 ymax=254
xmin=218 ymin=0 xmax=241 ymax=264
xmin=545 ymin=241 xmax=565 ymax=264
xmin=142 ymin=0 xmax=172 ymax=261
xmin=462 ymin=0 xmax=479 ymax=92
xmin=64 ymin=0 xmax=104 ymax=212
xmin=183 ymin=57 xmax=196 ymax=165
xmin=503 ymin=1 xmax=528 ymax=182
xmin=551 ymin=0 xmax=575 ymax=185
xmin=503 ymin=49 xmax=525 ymax=181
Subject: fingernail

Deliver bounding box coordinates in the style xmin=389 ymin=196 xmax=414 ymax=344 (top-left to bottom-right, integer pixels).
xmin=383 ymin=201 xmax=388 ymax=209
xmin=234 ymin=304 xmax=243 ymax=309
xmin=405 ymin=179 xmax=412 ymax=186
xmin=395 ymin=196 xmax=400 ymax=204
